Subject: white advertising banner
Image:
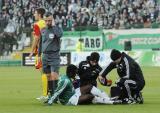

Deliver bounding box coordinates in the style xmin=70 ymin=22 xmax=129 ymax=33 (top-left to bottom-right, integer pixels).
xmin=71 ymin=51 xmax=112 ymax=67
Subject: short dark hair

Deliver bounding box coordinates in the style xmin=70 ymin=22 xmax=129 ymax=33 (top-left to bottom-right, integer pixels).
xmin=90 ymin=52 xmax=100 ymax=62
xmin=110 ymin=49 xmax=122 ymax=61
xmin=66 ymin=64 xmax=77 ymax=78
xmin=36 ymin=8 xmax=45 ymax=18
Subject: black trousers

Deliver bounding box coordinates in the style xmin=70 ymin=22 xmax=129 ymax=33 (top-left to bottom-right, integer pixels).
xmin=117 ymin=78 xmax=145 ymax=99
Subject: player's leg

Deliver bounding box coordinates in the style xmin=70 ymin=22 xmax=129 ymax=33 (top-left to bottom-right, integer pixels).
xmin=37 ymin=63 xmax=59 ymax=103
xmin=80 ymin=84 xmax=111 ymax=100
xmin=80 ymin=84 xmax=118 ymax=104
xmin=42 ymin=64 xmax=57 ymax=97
xmin=90 ymin=85 xmax=122 ymax=104
xmin=135 ymin=91 xmax=143 ymax=104
xmin=39 ymin=57 xmax=48 ymax=97
xmin=35 ymin=55 xmax=48 ymax=98
xmin=90 ymin=86 xmax=110 ymax=99
xmin=92 ymin=96 xmax=114 ymax=104
xmin=41 ymin=72 xmax=48 ymax=96
xmin=36 ymin=64 xmax=50 ymax=102
xmin=48 ymin=71 xmax=58 ymax=96
xmin=123 ymin=79 xmax=137 ymax=104
xmin=49 ymin=61 xmax=60 ymax=96
xmin=67 ymin=87 xmax=93 ymax=105
xmin=132 ymin=82 xmax=145 ymax=104
xmin=78 ymin=94 xmax=94 ymax=105
xmin=67 ymin=88 xmax=81 ymax=105
xmin=80 ymin=84 xmax=92 ymax=95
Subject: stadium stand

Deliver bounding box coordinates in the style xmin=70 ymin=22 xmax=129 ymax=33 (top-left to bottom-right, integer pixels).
xmin=0 ymin=0 xmax=160 ymax=56
xmin=0 ymin=0 xmax=160 ymax=31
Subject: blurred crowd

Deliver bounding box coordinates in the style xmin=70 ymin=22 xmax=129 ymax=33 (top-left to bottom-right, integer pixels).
xmin=0 ymin=0 xmax=160 ymax=31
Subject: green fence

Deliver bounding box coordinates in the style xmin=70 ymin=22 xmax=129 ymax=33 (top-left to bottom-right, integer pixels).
xmin=104 ymin=34 xmax=160 ymax=50
xmin=0 ymin=60 xmax=21 ymax=66
xmin=61 ymin=30 xmax=103 ymax=51
xmin=103 ymin=29 xmax=160 ymax=50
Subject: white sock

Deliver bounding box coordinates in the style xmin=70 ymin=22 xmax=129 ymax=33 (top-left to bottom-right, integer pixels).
xmin=91 ymin=86 xmax=109 ymax=98
xmin=92 ymin=96 xmax=113 ymax=104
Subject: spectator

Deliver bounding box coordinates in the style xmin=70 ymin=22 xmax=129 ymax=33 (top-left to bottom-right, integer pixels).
xmin=1 ymin=0 xmax=160 ymax=31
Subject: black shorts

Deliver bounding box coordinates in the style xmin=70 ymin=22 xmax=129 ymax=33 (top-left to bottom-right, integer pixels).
xmin=42 ymin=53 xmax=60 ymax=74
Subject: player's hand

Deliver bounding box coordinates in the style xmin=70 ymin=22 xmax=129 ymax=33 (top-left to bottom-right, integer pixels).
xmin=98 ymin=75 xmax=106 ymax=85
xmin=98 ymin=75 xmax=104 ymax=82
xmin=98 ymin=75 xmax=112 ymax=86
xmin=29 ymin=52 xmax=33 ymax=60
xmin=35 ymin=56 xmax=42 ymax=69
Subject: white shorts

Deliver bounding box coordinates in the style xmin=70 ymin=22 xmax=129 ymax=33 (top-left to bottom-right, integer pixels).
xmin=67 ymin=88 xmax=81 ymax=105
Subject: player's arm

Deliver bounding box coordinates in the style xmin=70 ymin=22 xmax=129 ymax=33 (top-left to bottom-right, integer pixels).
xmin=48 ymin=79 xmax=69 ymax=105
xmin=99 ymin=62 xmax=116 ymax=78
xmin=98 ymin=62 xmax=116 ymax=85
xmin=37 ymin=35 xmax=42 ymax=63
xmin=29 ymin=24 xmax=41 ymax=58
xmin=38 ymin=35 xmax=42 ymax=57
xmin=31 ymin=36 xmax=39 ymax=53
xmin=53 ymin=26 xmax=63 ymax=38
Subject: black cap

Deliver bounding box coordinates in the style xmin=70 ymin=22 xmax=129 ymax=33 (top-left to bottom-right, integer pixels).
xmin=110 ymin=49 xmax=122 ymax=61
xmin=90 ymin=52 xmax=100 ymax=62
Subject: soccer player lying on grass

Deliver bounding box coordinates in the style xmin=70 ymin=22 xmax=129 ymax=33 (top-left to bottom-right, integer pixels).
xmin=47 ymin=64 xmax=121 ymax=105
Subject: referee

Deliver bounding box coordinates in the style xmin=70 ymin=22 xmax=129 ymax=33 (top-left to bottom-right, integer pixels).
xmin=38 ymin=12 xmax=63 ymax=97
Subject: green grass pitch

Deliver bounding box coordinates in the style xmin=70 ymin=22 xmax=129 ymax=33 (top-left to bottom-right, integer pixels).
xmin=0 ymin=66 xmax=160 ymax=113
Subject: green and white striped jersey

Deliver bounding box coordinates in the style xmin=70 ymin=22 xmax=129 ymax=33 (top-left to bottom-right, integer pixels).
xmin=50 ymin=75 xmax=75 ymax=105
